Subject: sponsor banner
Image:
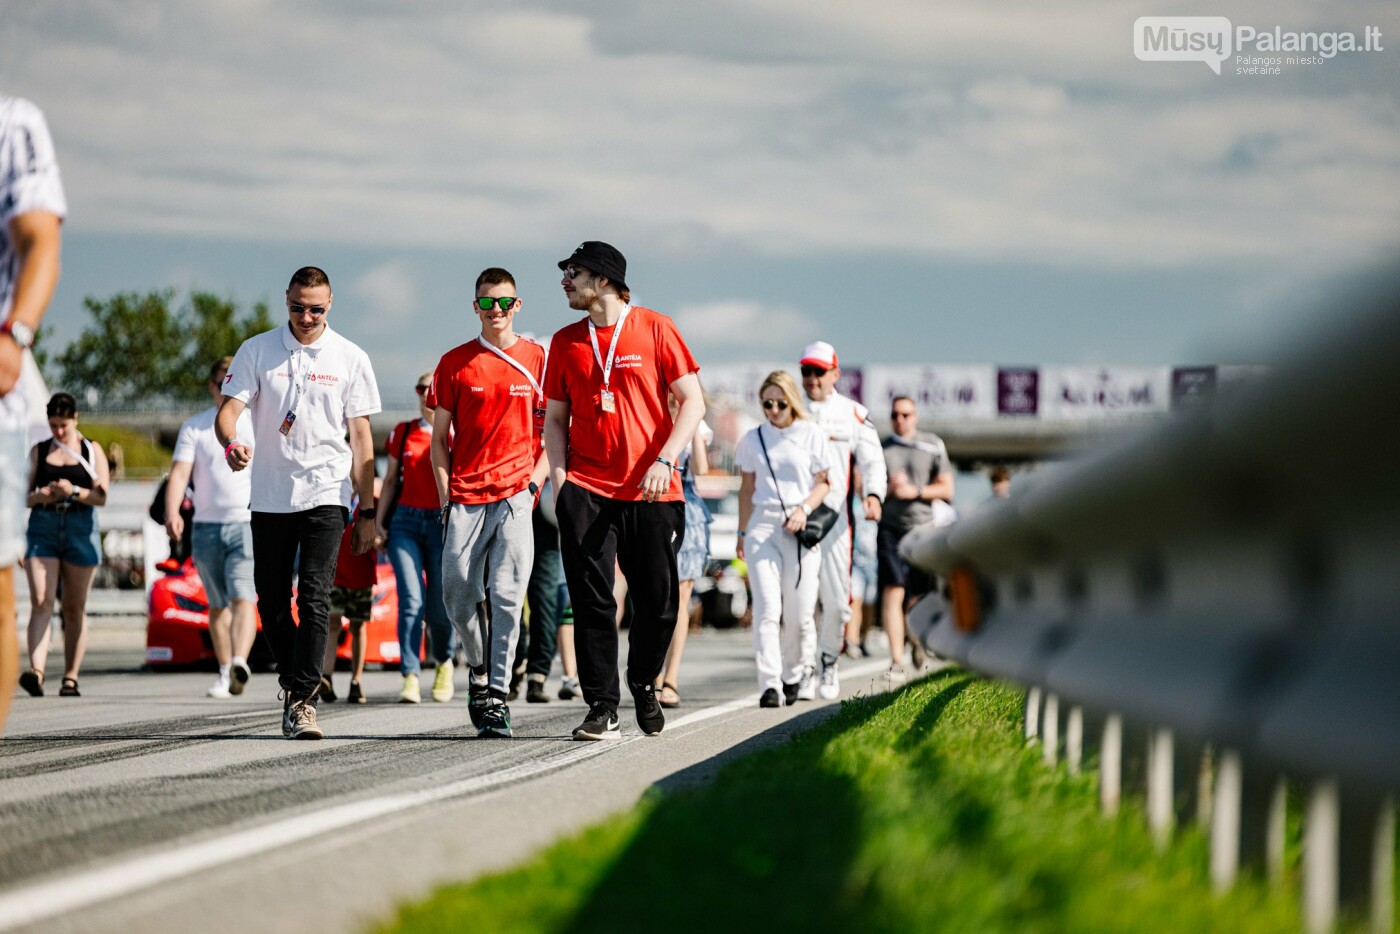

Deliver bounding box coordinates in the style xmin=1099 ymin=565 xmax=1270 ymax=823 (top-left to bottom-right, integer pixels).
xmin=997 ymin=367 xmax=1039 ymax=416
xmin=862 ymin=365 xmax=997 ymax=420
xmin=1038 ymin=366 xmax=1173 ymax=419
xmin=1170 ymin=366 xmax=1217 ymax=409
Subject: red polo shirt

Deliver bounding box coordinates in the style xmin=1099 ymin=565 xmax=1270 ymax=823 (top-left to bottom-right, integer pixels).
xmin=432 ymin=337 xmax=546 ymax=505
xmin=543 ymin=305 xmax=698 ymax=502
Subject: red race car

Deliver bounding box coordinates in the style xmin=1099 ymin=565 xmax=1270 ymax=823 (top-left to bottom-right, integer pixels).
xmin=146 ymin=558 xmax=420 ymax=670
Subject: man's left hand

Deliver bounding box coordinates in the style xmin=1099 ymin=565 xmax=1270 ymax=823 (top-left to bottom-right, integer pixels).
xmin=351 ymin=515 xmax=376 ymax=555
xmin=639 ymin=461 xmax=673 ymax=502
xmin=864 ymin=494 xmax=882 ymax=522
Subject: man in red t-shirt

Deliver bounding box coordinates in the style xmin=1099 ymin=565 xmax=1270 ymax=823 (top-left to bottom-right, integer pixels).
xmin=431 ymin=267 xmax=549 ymax=739
xmin=544 ymin=242 xmax=705 ymax=741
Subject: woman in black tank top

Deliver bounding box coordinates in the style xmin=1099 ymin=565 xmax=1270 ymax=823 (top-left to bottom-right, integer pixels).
xmin=18 ymin=392 xmax=109 ymax=699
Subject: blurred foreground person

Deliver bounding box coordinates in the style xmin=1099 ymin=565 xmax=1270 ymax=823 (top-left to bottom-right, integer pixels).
xmin=0 ymin=94 xmax=65 ymax=731
xmin=167 ymin=358 xmax=257 ymax=699
xmin=218 ymin=266 xmax=381 ymax=740
xmin=736 ymin=372 xmax=832 ymax=708
xmin=22 ymin=393 xmax=108 ymax=698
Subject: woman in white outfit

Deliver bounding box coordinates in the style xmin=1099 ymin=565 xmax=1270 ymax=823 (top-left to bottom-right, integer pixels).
xmin=735 ymin=371 xmax=831 ymax=708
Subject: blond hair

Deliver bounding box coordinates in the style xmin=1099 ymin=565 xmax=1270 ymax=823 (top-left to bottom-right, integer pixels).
xmin=758 ymin=370 xmax=808 ymax=420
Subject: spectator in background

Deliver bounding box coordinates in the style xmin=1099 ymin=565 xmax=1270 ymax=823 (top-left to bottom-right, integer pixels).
xmin=377 ymin=371 xmax=455 ymax=704
xmin=736 ymin=371 xmax=832 ymax=708
xmin=798 ymin=341 xmax=887 ymax=701
xmin=106 ymin=442 xmax=125 ymax=481
xmin=166 ymin=357 xmax=257 ymax=699
xmin=20 ymin=392 xmax=109 ymax=698
xmin=656 ymin=395 xmax=713 ymax=708
xmin=217 ymin=265 xmax=381 ymax=741
xmin=1 ymin=94 xmax=65 ymax=732
xmin=521 ymin=479 xmax=564 ymax=704
xmin=989 ymin=464 xmax=1012 ymax=499
xmin=321 ymin=487 xmax=378 ymax=705
xmin=879 ymin=395 xmax=953 ymax=681
xmin=844 ymin=465 xmax=879 ymax=660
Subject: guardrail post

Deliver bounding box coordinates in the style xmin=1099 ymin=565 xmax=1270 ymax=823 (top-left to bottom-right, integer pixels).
xmin=1100 ymin=713 xmax=1123 ymax=815
xmin=1066 ymin=705 xmax=1085 ymax=775
xmin=1147 ymin=727 xmax=1175 ymax=847
xmin=1304 ymin=780 xmax=1341 ymax=934
xmin=1025 ymin=686 xmax=1042 ymax=742
xmin=1042 ymin=693 xmax=1061 ymax=765
xmin=1305 ymin=782 xmax=1395 ymax=934
xmin=1211 ymin=750 xmax=1284 ymax=892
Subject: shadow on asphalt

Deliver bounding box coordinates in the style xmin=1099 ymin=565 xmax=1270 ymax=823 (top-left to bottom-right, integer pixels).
xmin=559 ymin=685 xmax=920 ymax=932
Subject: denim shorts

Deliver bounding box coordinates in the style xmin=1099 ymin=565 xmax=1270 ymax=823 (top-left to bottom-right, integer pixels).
xmin=192 ymin=521 xmax=256 ymax=607
xmin=26 ymin=506 xmax=102 ymax=567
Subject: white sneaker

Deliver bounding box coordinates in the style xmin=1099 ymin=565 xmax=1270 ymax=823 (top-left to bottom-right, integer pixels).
xmin=398 ymin=673 xmax=421 ymax=704
xmin=885 ymin=665 xmax=908 ymax=687
xmin=818 ymin=655 xmax=840 ymax=700
xmin=796 ymin=666 xmax=817 ymax=701
xmin=206 ymin=676 xmax=232 ymax=699
xmin=228 ymin=660 xmax=251 ymax=696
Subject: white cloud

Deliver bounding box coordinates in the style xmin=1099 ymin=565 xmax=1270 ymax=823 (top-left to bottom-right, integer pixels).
xmin=672 ymin=300 xmax=817 ymax=356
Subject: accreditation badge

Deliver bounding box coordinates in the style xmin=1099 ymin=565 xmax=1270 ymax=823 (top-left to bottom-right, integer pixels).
xmin=600 ymin=389 xmax=617 ymax=413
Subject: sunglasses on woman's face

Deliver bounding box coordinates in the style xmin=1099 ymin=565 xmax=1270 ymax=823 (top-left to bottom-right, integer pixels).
xmin=415 ymin=385 xmax=430 ymax=395
xmin=476 ymin=296 xmax=519 ymax=311
xmin=762 ymin=399 xmax=790 ymax=412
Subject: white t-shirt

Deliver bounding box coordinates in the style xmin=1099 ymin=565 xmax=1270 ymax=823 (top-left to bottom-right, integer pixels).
xmin=1 ymin=96 xmax=66 ymax=435
xmin=172 ymin=406 xmax=254 ymax=524
xmin=223 ymin=323 xmax=381 ymax=514
xmin=734 ymin=419 xmax=832 ymax=511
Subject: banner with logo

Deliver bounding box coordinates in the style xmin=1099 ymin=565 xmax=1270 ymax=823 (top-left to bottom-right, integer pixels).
xmin=861 ymin=365 xmax=997 ymax=420
xmin=1038 ymin=366 xmax=1173 ymax=419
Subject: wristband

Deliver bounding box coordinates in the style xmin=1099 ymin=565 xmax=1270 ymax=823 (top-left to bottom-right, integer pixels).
xmin=736 ymin=530 xmax=745 ymax=537
xmin=655 ymin=456 xmax=679 ymax=473
xmin=224 ymin=440 xmax=241 ymax=457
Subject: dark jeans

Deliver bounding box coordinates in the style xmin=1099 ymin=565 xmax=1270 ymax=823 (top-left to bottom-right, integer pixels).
xmin=250 ymin=506 xmax=346 ymax=700
xmin=555 ymin=482 xmax=684 ymax=710
xmin=523 ymin=506 xmax=564 ymax=678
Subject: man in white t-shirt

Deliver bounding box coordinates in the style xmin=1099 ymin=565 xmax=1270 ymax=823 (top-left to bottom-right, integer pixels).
xmin=166 ymin=357 xmax=257 ymax=700
xmin=798 ymin=341 xmax=887 ymax=699
xmin=0 ymin=95 xmax=66 ymax=737
xmin=216 ymin=267 xmax=381 ymax=740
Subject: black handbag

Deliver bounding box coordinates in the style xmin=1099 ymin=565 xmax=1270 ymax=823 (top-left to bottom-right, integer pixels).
xmin=756 ymin=424 xmax=839 ymax=549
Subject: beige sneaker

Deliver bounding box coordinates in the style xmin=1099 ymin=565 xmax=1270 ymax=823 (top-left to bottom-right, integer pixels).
xmin=431 ymin=663 xmax=454 ymax=703
xmin=398 ymin=673 xmax=421 ymax=704
xmin=289 ymin=700 xmax=324 ymax=740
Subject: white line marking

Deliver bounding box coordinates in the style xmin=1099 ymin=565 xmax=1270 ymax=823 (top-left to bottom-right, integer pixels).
xmin=0 ymin=656 xmax=893 ymax=930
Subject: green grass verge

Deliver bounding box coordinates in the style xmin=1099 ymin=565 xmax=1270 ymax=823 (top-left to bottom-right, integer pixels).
xmin=376 ymin=672 xmax=1391 ymax=933
xmin=78 ymin=422 xmax=170 ymax=479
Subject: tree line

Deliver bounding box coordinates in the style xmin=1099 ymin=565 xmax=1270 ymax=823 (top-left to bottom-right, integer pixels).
xmin=38 ymin=291 xmax=273 ymax=406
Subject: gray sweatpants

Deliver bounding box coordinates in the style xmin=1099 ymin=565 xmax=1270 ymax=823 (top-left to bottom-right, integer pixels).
xmin=440 ymin=489 xmax=535 ymax=695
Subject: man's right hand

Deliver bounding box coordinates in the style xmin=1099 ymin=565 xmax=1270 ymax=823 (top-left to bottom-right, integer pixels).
xmin=225 ymin=443 xmax=252 ymax=471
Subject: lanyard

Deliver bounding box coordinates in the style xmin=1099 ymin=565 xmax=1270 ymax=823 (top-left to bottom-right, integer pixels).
xmin=287 ymin=346 xmax=316 ymax=418
xmin=587 ymin=305 xmax=632 ymax=391
xmin=477 ymin=337 xmax=543 ymax=399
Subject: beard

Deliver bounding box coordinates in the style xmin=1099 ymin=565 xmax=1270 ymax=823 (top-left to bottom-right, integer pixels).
xmin=567 ymin=285 xmax=597 ymax=310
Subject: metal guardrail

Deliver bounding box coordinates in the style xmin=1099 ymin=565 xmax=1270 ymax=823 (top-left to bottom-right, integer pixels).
xmin=900 ymin=276 xmax=1399 ymax=932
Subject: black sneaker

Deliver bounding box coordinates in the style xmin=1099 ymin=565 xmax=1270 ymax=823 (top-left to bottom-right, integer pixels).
xmin=526 ymin=679 xmax=550 ymax=704
xmin=347 ymin=680 xmax=366 ymax=705
xmin=629 ymin=681 xmax=664 ymax=736
xmin=760 ymin=688 xmax=781 ymax=708
xmin=281 ymin=690 xmax=294 ymax=737
xmin=320 ymin=673 xmax=337 ymax=703
xmin=573 ymin=703 xmax=620 ymax=741
xmin=477 ymin=701 xmax=513 ymax=739
xmin=782 ymin=681 xmax=799 ymax=706
xmin=467 ymin=678 xmax=490 ymax=729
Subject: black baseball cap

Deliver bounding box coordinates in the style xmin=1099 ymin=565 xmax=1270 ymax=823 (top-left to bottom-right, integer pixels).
xmin=558 ymin=241 xmax=628 ymax=292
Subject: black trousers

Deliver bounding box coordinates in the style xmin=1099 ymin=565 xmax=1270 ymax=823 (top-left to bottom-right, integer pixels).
xmin=250 ymin=506 xmax=346 ymax=700
xmin=523 ymin=505 xmax=563 ymax=678
xmin=556 ymin=482 xmax=684 ymax=710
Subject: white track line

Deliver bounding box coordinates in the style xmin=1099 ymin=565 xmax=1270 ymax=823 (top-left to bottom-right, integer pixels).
xmin=0 ymin=656 xmax=893 ymax=930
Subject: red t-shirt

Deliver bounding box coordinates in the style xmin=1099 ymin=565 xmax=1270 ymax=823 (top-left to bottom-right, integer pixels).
xmin=386 ymin=420 xmax=438 ymax=510
xmin=543 ymin=305 xmax=698 ymax=502
xmin=333 ymin=520 xmax=376 ymax=590
xmin=431 ymin=337 xmax=546 ymax=505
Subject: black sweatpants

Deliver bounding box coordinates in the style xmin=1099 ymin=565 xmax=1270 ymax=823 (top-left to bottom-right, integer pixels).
xmin=555 ymin=482 xmax=684 ymax=711
xmin=250 ymin=505 xmax=346 ymax=700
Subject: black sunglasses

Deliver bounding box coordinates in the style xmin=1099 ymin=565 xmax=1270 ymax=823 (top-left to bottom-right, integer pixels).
xmin=415 ymin=385 xmax=431 ymax=395
xmin=800 ymin=365 xmax=828 ymax=378
xmin=762 ymin=399 xmax=790 ymax=412
xmin=288 ymin=303 xmax=328 ymax=316
xmin=476 ymin=296 xmax=518 ymax=312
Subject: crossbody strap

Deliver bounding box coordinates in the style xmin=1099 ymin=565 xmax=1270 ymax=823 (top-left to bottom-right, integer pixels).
xmin=756 ymin=424 xmax=790 ymax=516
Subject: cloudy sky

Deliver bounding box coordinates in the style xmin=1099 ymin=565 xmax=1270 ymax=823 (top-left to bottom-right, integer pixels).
xmin=4 ymin=0 xmax=1398 ymax=393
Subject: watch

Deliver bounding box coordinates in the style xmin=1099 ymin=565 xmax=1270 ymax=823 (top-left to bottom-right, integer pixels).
xmin=1 ymin=319 xmax=35 ymax=350
xmin=357 ymin=506 xmax=377 ymax=520
xmin=800 ymin=502 xmax=813 ymax=516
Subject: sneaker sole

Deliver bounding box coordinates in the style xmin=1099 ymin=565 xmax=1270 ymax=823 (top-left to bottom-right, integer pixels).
xmin=818 ymin=688 xmax=839 ymax=700
xmin=291 ymin=729 xmax=324 ymax=740
xmin=229 ymin=665 xmax=250 ymax=696
xmin=572 ymin=727 xmax=621 ymax=741
xmin=399 ymin=696 xmax=421 ymax=704
xmin=477 ymin=728 xmax=513 ymax=739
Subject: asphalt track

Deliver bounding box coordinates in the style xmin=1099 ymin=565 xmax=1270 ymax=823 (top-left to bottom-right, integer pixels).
xmin=0 ymin=622 xmax=902 ymax=933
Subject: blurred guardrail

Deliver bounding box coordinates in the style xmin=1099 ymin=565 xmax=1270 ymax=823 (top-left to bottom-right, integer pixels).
xmin=900 ymin=278 xmax=1399 ymax=933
